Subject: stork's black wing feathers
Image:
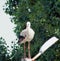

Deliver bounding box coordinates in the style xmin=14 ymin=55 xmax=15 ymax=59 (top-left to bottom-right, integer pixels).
xmin=18 ymin=35 xmax=25 ymax=43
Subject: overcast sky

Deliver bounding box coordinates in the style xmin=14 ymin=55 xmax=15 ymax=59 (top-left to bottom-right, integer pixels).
xmin=0 ymin=0 xmax=17 ymax=49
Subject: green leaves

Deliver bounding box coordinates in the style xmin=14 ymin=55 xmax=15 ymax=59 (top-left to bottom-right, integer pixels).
xmin=0 ymin=37 xmax=8 ymax=61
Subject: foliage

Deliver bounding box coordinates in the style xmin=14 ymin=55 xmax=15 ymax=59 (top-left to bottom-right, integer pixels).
xmin=9 ymin=41 xmax=24 ymax=61
xmin=5 ymin=0 xmax=60 ymax=61
xmin=0 ymin=37 xmax=10 ymax=61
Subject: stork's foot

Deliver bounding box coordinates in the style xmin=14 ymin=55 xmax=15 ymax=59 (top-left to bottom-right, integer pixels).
xmin=21 ymin=58 xmax=35 ymax=61
xmin=21 ymin=58 xmax=26 ymax=61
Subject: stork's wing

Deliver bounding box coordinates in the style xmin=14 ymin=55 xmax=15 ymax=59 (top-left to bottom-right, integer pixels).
xmin=18 ymin=36 xmax=25 ymax=43
xmin=18 ymin=29 xmax=27 ymax=44
xmin=20 ymin=29 xmax=27 ymax=37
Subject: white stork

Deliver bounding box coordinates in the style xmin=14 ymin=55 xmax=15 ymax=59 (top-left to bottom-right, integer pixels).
xmin=18 ymin=21 xmax=35 ymax=58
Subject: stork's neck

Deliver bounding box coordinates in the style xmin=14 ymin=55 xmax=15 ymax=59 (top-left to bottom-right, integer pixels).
xmin=26 ymin=26 xmax=31 ymax=29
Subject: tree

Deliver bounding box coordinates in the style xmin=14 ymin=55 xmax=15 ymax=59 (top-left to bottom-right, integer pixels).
xmin=5 ymin=0 xmax=60 ymax=61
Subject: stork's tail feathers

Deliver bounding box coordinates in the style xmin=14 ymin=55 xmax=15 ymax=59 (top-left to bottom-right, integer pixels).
xmin=17 ymin=35 xmax=25 ymax=44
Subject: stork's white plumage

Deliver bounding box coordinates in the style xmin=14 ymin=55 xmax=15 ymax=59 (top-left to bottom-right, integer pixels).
xmin=18 ymin=21 xmax=35 ymax=58
xmin=18 ymin=21 xmax=35 ymax=44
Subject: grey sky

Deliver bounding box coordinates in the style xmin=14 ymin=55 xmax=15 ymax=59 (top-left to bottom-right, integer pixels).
xmin=0 ymin=0 xmax=17 ymax=49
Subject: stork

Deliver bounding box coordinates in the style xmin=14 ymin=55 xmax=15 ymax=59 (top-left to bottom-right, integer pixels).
xmin=18 ymin=21 xmax=35 ymax=58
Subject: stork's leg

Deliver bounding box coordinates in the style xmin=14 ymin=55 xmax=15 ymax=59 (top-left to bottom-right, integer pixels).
xmin=28 ymin=42 xmax=31 ymax=58
xmin=24 ymin=42 xmax=26 ymax=58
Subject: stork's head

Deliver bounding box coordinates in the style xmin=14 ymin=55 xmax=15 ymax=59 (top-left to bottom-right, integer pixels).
xmin=26 ymin=21 xmax=31 ymax=27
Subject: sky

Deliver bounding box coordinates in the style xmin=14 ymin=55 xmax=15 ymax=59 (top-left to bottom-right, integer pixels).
xmin=0 ymin=0 xmax=17 ymax=49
